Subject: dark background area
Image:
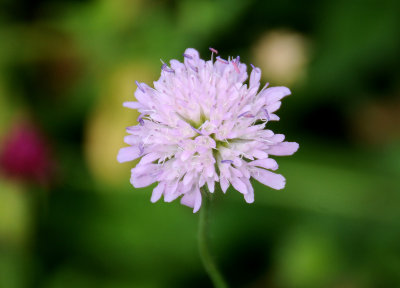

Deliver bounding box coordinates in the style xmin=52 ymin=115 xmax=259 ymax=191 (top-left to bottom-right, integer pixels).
xmin=1 ymin=0 xmax=400 ymax=287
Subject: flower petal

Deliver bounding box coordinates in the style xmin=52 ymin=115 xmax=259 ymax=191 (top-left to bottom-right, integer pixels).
xmin=151 ymin=182 xmax=165 ymax=203
xmin=164 ymin=181 xmax=180 ymax=202
xmin=251 ymin=167 xmax=286 ymax=190
xmin=207 ymin=179 xmax=215 ymax=193
xmin=230 ymin=177 xmax=248 ymax=195
xmin=193 ymin=187 xmax=202 ymax=213
xmin=180 ymin=186 xmax=202 ymax=213
xmin=262 ymin=87 xmax=291 ymax=105
xmin=243 ymin=178 xmax=254 ymax=203
xmin=220 ymin=177 xmax=229 ymax=193
xmin=117 ymin=146 xmax=140 ymax=163
xmin=266 ymin=101 xmax=281 ymax=113
xmin=248 ymin=158 xmax=279 ymax=170
xmin=138 ymin=152 xmax=161 ymax=165
xmin=130 ymin=173 xmax=156 ymax=188
xmin=123 ymin=101 xmax=143 ymax=109
xmin=267 ymin=142 xmax=299 ymax=156
xmin=249 ymin=67 xmax=261 ymax=89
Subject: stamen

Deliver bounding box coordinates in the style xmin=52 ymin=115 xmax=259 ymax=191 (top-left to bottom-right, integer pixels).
xmin=238 ymin=111 xmax=250 ymax=118
xmin=183 ymin=53 xmax=193 ymax=59
xmin=236 ymin=56 xmax=240 ymax=63
xmin=137 ymin=115 xmax=145 ymax=126
xmin=161 ymin=63 xmax=174 ymax=73
xmin=221 ymin=160 xmax=233 ymax=164
xmin=232 ymin=61 xmax=240 ymax=73
xmin=263 ymin=108 xmax=270 ymax=121
xmin=190 ymin=125 xmax=202 ymax=135
xmin=216 ymin=56 xmax=228 ymax=64
xmin=135 ymin=80 xmax=145 ymax=93
xmin=209 ymin=47 xmax=218 ymax=54
xmin=250 ymin=64 xmax=255 ymax=69
xmin=259 ymin=82 xmax=270 ymax=93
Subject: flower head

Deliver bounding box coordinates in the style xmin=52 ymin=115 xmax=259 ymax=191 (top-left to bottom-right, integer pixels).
xmin=118 ymin=48 xmax=299 ymax=212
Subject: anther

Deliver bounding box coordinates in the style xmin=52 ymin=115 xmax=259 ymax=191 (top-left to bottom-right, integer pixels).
xmin=250 ymin=64 xmax=255 ymax=69
xmin=138 ymin=143 xmax=144 ymax=156
xmin=216 ymin=56 xmax=228 ymax=64
xmin=238 ymin=111 xmax=250 ymax=118
xmin=135 ymin=80 xmax=145 ymax=93
xmin=244 ymin=113 xmax=255 ymax=118
xmin=263 ymin=108 xmax=270 ymax=121
xmin=183 ymin=53 xmax=193 ymax=59
xmin=187 ymin=62 xmax=199 ymax=73
xmin=209 ymin=47 xmax=218 ymax=54
xmin=161 ymin=63 xmax=174 ymax=73
xmin=221 ymin=160 xmax=233 ymax=164
xmin=137 ymin=115 xmax=145 ymax=126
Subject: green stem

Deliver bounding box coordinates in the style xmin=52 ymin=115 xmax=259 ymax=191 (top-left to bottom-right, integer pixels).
xmin=198 ymin=187 xmax=228 ymax=288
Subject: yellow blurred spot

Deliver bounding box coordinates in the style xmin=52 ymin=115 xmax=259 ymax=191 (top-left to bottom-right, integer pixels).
xmin=84 ymin=63 xmax=157 ymax=188
xmin=0 ymin=182 xmax=31 ymax=247
xmin=252 ymin=29 xmax=310 ymax=85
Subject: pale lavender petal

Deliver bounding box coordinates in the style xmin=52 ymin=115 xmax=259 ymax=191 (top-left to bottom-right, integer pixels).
xmin=262 ymin=87 xmax=291 ymax=105
xmin=269 ymin=114 xmax=280 ymax=121
xmin=123 ymin=101 xmax=143 ymax=109
xmin=270 ymin=133 xmax=285 ymax=142
xmin=134 ymin=87 xmax=151 ymax=105
xmin=266 ymin=101 xmax=282 ymax=113
xmin=251 ymin=168 xmax=285 ymax=190
xmin=117 ymin=147 xmax=140 ymax=163
xmin=164 ymin=181 xmax=180 ymax=202
xmin=207 ymin=179 xmax=215 ymax=193
xmin=180 ymin=150 xmax=193 ymax=161
xmin=220 ymin=177 xmax=229 ymax=193
xmin=230 ymin=177 xmax=248 ymax=195
xmin=130 ymin=173 xmax=157 ymax=188
xmin=267 ymin=142 xmax=299 ymax=156
xmin=138 ymin=152 xmax=161 ymax=165
xmin=248 ymin=158 xmax=279 ymax=170
xmin=184 ymin=48 xmax=200 ymax=60
xmin=151 ymin=182 xmax=165 ymax=203
xmin=124 ymin=135 xmax=139 ymax=145
xmin=244 ymin=191 xmax=254 ymax=203
xmin=252 ymin=150 xmax=269 ymax=159
xmin=183 ymin=172 xmax=194 ymax=186
xmin=249 ymin=67 xmax=261 ymax=89
xmin=193 ymin=187 xmax=202 ymax=213
xmin=180 ymin=186 xmax=201 ymax=212
xmin=180 ymin=193 xmax=194 ymax=208
xmin=243 ymin=178 xmax=254 ymax=203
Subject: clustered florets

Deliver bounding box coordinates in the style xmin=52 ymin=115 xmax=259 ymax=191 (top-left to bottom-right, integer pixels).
xmin=118 ymin=48 xmax=298 ymax=212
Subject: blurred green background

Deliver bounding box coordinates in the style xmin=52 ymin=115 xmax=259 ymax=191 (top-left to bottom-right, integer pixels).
xmin=1 ymin=0 xmax=400 ymax=287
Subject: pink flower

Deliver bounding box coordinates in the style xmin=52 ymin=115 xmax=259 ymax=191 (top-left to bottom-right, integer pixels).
xmin=118 ymin=48 xmax=299 ymax=212
xmin=0 ymin=120 xmax=55 ymax=186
